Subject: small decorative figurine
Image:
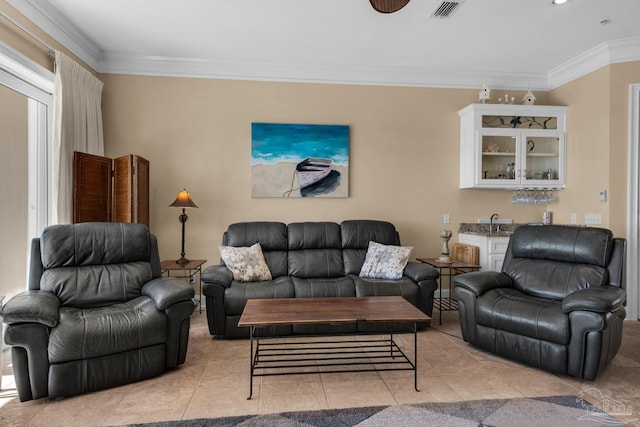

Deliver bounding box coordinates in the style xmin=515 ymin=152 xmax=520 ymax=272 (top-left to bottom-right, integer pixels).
xmin=479 ymin=82 xmax=491 ymax=104
xmin=437 ymin=229 xmax=454 ymax=263
xmin=522 ymin=88 xmax=536 ymax=105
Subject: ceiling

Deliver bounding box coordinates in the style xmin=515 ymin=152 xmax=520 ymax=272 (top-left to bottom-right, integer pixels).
xmin=7 ymin=0 xmax=640 ymax=90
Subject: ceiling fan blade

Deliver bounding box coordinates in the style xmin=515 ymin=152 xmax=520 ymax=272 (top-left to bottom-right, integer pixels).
xmin=370 ymin=0 xmax=411 ymax=13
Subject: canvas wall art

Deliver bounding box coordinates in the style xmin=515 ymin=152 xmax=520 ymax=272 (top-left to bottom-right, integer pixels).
xmin=251 ymin=123 xmax=349 ymax=198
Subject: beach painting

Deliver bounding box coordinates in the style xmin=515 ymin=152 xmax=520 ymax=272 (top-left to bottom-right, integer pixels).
xmin=251 ymin=123 xmax=349 ymax=198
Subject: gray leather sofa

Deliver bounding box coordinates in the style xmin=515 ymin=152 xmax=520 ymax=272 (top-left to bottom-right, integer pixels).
xmin=454 ymin=225 xmax=626 ymax=380
xmin=202 ymin=220 xmax=439 ymax=338
xmin=1 ymin=222 xmax=195 ymax=401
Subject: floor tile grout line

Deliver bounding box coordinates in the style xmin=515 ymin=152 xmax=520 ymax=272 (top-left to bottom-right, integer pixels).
xmin=178 ymin=364 xmax=207 ymax=421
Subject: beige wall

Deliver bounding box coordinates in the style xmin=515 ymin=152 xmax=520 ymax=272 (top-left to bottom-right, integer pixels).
xmin=548 ymin=63 xmax=640 ymax=237
xmin=101 ymin=75 xmax=558 ymax=263
xmin=2 ymin=2 xmax=637 ymax=279
xmin=609 ymin=62 xmax=640 ymax=235
xmin=0 ymin=84 xmax=28 ymax=298
xmin=548 ymin=67 xmax=612 ymax=231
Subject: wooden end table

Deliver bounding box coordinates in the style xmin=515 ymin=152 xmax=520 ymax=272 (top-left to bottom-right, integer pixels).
xmin=160 ymin=259 xmax=206 ymax=313
xmin=416 ymin=257 xmax=481 ymax=324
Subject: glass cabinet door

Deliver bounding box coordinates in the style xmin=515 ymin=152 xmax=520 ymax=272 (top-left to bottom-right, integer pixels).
xmin=479 ymin=133 xmax=517 ymax=183
xmin=522 ymin=134 xmax=562 ymax=184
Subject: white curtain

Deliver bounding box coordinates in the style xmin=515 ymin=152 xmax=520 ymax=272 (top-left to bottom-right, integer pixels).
xmin=52 ymin=50 xmax=104 ymax=224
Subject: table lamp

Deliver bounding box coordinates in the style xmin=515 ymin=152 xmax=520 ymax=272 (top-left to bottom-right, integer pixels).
xmin=169 ymin=189 xmax=198 ymax=264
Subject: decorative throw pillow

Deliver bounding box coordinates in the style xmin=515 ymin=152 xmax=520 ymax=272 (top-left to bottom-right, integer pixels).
xmin=219 ymin=243 xmax=272 ymax=282
xmin=359 ymin=241 xmax=413 ymax=280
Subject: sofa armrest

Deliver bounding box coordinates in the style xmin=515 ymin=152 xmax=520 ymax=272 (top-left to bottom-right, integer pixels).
xmin=403 ymin=261 xmax=439 ymax=282
xmin=1 ymin=290 xmax=60 ymax=327
xmin=453 ymin=271 xmax=512 ymax=297
xmin=142 ymin=277 xmax=195 ymax=310
xmin=562 ymin=287 xmax=626 ymax=314
xmin=201 ymin=264 xmax=234 ymax=288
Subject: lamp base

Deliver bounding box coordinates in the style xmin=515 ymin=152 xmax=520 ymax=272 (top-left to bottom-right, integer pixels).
xmin=176 ymin=256 xmax=190 ymax=265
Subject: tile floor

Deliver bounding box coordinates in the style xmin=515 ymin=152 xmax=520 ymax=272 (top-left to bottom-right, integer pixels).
xmin=1 ymin=310 xmax=639 ymax=426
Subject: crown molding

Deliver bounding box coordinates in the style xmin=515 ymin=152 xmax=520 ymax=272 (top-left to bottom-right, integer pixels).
xmin=6 ymin=0 xmax=102 ymax=70
xmin=100 ymin=52 xmax=549 ymax=90
xmin=547 ymin=37 xmax=640 ymax=90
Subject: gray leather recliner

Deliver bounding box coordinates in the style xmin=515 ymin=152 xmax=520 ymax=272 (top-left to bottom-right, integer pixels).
xmin=1 ymin=222 xmax=195 ymax=401
xmin=454 ymin=224 xmax=626 ymax=380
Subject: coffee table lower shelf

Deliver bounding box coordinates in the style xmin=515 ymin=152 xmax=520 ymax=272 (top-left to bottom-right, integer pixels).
xmin=246 ymin=326 xmax=419 ymax=400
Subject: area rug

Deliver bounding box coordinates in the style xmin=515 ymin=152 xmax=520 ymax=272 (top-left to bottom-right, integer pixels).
xmin=127 ymin=395 xmax=629 ymax=426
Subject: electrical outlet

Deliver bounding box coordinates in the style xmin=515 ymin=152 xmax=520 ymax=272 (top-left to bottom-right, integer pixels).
xmin=570 ymin=213 xmax=577 ymax=224
xmin=443 ymin=213 xmax=450 ymax=224
xmin=585 ymin=213 xmax=602 ymax=225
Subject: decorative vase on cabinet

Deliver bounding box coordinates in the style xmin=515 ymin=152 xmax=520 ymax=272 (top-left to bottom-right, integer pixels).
xmin=458 ymin=104 xmax=568 ymax=189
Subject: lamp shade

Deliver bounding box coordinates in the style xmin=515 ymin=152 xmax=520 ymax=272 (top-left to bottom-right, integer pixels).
xmin=169 ymin=189 xmax=198 ymax=208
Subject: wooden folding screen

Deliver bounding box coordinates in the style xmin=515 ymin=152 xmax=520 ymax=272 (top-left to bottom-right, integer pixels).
xmin=73 ymin=151 xmax=149 ymax=227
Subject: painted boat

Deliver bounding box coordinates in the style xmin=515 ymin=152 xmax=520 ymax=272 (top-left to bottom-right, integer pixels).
xmin=296 ymin=157 xmax=332 ymax=189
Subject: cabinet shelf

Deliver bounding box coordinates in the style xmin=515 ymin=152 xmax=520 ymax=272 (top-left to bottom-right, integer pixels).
xmin=482 ymin=152 xmax=556 ymax=157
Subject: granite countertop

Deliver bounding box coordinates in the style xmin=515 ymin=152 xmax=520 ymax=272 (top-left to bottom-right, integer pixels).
xmin=458 ymin=223 xmax=523 ymax=237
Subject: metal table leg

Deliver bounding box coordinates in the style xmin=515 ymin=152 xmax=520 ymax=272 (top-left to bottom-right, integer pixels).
xmin=247 ymin=326 xmax=255 ymax=400
xmin=414 ymin=321 xmax=419 ymax=392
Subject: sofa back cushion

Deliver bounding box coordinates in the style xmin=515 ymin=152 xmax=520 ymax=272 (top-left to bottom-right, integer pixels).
xmin=288 ymin=222 xmax=344 ymax=278
xmin=341 ymin=220 xmax=400 ymax=275
xmin=225 ymin=222 xmax=288 ymax=277
xmin=39 ymin=222 xmax=154 ymax=308
xmin=503 ymin=225 xmax=614 ymax=300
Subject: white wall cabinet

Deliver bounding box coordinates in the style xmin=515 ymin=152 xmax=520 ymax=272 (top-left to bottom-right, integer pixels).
xmin=458 ymin=233 xmax=511 ymax=272
xmin=459 ymin=104 xmax=568 ymax=189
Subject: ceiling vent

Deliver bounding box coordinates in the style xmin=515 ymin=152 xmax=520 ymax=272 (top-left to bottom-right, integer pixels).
xmin=430 ymin=0 xmax=465 ymax=18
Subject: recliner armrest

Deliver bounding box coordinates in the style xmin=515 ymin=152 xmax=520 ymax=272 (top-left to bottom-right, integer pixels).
xmin=142 ymin=277 xmax=195 ymax=310
xmin=453 ymin=271 xmax=512 ymax=297
xmin=201 ymin=264 xmax=234 ymax=288
xmin=562 ymin=286 xmax=626 ymax=314
xmin=1 ymin=290 xmax=60 ymax=327
xmin=403 ymin=261 xmax=439 ymax=282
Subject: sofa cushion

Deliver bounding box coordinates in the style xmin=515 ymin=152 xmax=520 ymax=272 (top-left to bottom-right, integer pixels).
xmin=359 ymin=241 xmax=412 ymax=280
xmin=40 ymin=222 xmax=151 ymax=268
xmin=341 ymin=220 xmax=400 ymax=275
xmin=288 ymin=222 xmax=344 ymax=278
xmin=225 ymin=222 xmax=288 ymax=277
xmin=509 ymin=225 xmax=614 ymax=268
xmin=39 ymin=223 xmax=154 ymax=308
xmin=503 ymin=258 xmax=608 ymax=301
xmin=475 ymin=288 xmax=569 ymax=345
xmin=292 ymin=277 xmax=356 ymax=298
xmin=41 ymin=263 xmax=154 ymax=309
xmin=48 ymin=296 xmax=167 ymax=363
xmin=219 ymin=243 xmax=272 ymax=282
xmin=352 ymin=276 xmax=420 ymax=307
xmin=223 ymin=276 xmax=295 ymax=315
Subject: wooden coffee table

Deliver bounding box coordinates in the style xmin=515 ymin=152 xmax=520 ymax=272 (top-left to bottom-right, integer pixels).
xmin=238 ymin=296 xmax=430 ymax=399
